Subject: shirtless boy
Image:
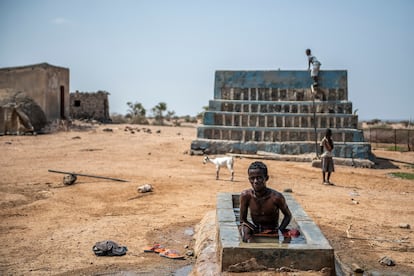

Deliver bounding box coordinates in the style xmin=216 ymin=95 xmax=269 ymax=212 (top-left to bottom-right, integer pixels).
xmin=239 ymin=161 xmax=292 ymax=242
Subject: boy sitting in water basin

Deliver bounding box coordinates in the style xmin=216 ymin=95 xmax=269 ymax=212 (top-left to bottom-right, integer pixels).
xmin=239 ymin=161 xmax=294 ymax=243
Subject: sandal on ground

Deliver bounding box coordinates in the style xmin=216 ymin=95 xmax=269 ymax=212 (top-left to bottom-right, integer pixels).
xmin=159 ymin=249 xmax=185 ymax=259
xmin=143 ymin=243 xmax=165 ymax=253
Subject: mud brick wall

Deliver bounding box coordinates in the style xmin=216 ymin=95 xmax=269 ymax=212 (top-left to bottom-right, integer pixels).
xmin=70 ymin=91 xmax=110 ymax=122
xmin=0 ymin=63 xmax=70 ymax=121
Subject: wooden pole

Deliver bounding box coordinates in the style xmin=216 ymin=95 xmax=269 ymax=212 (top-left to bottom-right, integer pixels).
xmin=312 ymin=85 xmax=318 ymax=156
xmin=48 ymin=169 xmax=128 ymax=182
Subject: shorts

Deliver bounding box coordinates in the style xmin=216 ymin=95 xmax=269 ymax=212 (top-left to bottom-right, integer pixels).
xmin=321 ymin=156 xmax=334 ymax=173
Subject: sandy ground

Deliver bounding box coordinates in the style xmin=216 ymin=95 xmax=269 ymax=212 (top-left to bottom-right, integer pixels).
xmin=0 ymin=123 xmax=413 ymax=275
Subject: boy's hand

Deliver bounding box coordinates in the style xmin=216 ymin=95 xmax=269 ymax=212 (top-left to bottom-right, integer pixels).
xmin=281 ymin=228 xmax=290 ymax=237
xmin=281 ymin=228 xmax=300 ymax=238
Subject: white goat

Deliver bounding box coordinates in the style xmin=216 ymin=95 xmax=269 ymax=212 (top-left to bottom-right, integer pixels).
xmin=203 ymin=155 xmax=234 ymax=181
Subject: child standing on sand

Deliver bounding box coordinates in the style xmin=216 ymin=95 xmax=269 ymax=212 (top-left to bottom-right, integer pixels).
xmin=320 ymin=128 xmax=334 ymax=185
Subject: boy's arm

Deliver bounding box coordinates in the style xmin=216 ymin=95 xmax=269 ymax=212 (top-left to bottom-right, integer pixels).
xmin=240 ymin=192 xmax=256 ymax=231
xmin=320 ymin=138 xmax=325 ymax=155
xmin=277 ymin=196 xmax=292 ymax=233
xmin=240 ymin=194 xmax=248 ymax=223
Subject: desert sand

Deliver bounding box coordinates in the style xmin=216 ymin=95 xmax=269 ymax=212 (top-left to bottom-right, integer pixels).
xmin=0 ymin=123 xmax=413 ymax=275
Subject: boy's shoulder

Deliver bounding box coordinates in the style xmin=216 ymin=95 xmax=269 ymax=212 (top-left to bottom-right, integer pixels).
xmin=267 ymin=187 xmax=283 ymax=197
xmin=241 ymin=188 xmax=254 ymax=196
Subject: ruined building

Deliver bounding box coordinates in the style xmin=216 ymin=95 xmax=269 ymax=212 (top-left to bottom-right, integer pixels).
xmin=70 ymin=90 xmax=111 ymax=122
xmin=191 ymin=70 xmax=372 ymax=160
xmin=0 ymin=63 xmax=69 ymax=134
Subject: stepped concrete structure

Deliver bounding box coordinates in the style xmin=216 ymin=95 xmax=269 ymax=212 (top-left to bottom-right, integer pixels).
xmin=191 ymin=70 xmax=373 ymax=160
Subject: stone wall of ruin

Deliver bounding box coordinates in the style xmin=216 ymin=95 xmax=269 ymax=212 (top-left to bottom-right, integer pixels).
xmin=0 ymin=63 xmax=70 ymax=121
xmin=70 ymin=91 xmax=110 ymax=122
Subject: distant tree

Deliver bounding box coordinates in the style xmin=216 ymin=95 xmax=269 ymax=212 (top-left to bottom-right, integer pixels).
xmin=165 ymin=110 xmax=176 ymax=122
xmin=126 ymin=102 xmax=146 ymax=117
xmin=151 ymin=102 xmax=167 ymax=125
xmin=400 ymin=120 xmax=410 ymax=128
xmin=126 ymin=101 xmax=148 ymax=124
xmin=184 ymin=115 xmax=191 ymax=122
xmin=367 ymin=118 xmax=382 ymax=125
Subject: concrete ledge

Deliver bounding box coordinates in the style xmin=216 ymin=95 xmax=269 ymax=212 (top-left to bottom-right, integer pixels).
xmin=217 ymin=192 xmax=335 ymax=273
xmin=207 ymin=100 xmax=354 ymax=114
xmin=191 ymin=138 xmax=373 ymax=160
xmin=214 ymin=70 xmax=348 ymax=97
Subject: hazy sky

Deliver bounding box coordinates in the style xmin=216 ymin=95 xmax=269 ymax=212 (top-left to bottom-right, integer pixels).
xmin=1 ymin=0 xmax=413 ymax=121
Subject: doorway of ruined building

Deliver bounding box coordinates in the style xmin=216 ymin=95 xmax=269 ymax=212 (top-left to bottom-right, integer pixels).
xmin=104 ymin=98 xmax=109 ymax=121
xmin=60 ymin=86 xmax=66 ymax=119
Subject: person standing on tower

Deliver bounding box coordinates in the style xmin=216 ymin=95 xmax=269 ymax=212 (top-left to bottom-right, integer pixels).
xmin=306 ymin=48 xmax=322 ymax=87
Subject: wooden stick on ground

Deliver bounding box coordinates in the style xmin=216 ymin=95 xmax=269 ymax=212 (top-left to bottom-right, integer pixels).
xmin=48 ymin=169 xmax=128 ymax=182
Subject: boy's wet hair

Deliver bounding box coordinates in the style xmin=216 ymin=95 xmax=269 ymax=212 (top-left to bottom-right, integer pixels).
xmin=248 ymin=161 xmax=268 ymax=177
xmin=325 ymin=128 xmax=332 ymax=136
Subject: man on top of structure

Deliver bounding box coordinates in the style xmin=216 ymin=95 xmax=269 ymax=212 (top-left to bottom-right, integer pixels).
xmin=306 ymin=48 xmax=322 ymax=87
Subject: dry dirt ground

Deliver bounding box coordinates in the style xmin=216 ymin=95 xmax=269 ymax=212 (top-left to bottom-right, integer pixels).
xmin=1 ymin=123 xmax=413 ymax=275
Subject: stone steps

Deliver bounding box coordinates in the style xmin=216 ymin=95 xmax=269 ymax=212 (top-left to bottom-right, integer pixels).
xmin=191 ymin=139 xmax=372 ymax=159
xmin=209 ymin=100 xmax=353 ymax=114
xmin=191 ymin=70 xmax=372 ymax=159
xmin=203 ymin=111 xmax=358 ymax=129
xmin=196 ymin=126 xmax=364 ymax=143
xmin=219 ymin=87 xmax=347 ymax=101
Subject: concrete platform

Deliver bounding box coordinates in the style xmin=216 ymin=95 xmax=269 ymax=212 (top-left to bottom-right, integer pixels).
xmin=216 ymin=192 xmax=335 ymax=273
xmin=192 ymin=138 xmax=373 ymax=159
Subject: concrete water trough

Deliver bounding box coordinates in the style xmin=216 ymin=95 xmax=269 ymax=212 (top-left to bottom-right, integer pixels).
xmin=216 ymin=192 xmax=335 ymax=273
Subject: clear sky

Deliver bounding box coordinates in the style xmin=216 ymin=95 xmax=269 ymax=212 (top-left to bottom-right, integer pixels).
xmin=1 ymin=0 xmax=413 ymax=121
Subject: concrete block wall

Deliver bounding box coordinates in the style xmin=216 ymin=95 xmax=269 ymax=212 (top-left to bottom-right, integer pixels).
xmin=196 ymin=126 xmax=364 ymax=143
xmin=191 ymin=70 xmax=372 ymax=159
xmin=70 ymin=91 xmax=110 ymax=122
xmin=214 ymin=70 xmax=347 ymax=98
xmin=219 ymin=87 xmax=347 ymax=101
xmin=208 ymin=100 xmax=353 ymax=114
xmin=203 ymin=112 xmax=358 ymax=129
